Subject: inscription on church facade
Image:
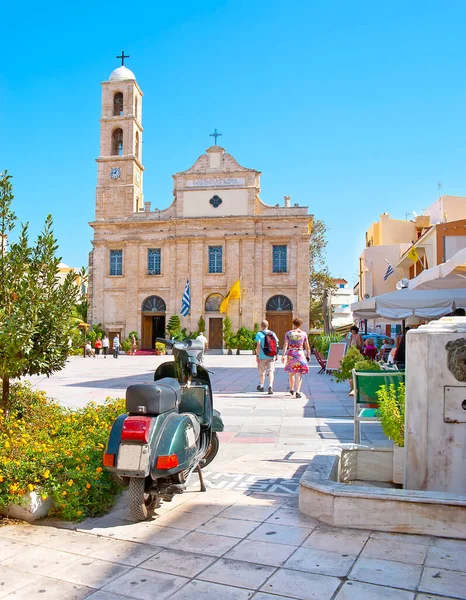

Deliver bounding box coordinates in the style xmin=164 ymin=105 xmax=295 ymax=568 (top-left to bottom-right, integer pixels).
xmin=186 ymin=177 xmax=245 ymax=187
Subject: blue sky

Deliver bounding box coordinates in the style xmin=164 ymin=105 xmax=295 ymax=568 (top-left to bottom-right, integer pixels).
xmin=2 ymin=0 xmax=466 ymax=284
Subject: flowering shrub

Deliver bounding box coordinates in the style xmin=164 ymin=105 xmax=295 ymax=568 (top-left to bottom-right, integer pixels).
xmin=0 ymin=383 xmax=125 ymax=521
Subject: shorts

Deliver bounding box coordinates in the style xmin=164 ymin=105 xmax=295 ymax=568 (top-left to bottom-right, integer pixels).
xmin=257 ymin=358 xmax=275 ymax=377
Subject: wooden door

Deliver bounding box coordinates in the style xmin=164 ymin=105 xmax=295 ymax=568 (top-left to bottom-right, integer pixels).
xmin=266 ymin=312 xmax=292 ymax=349
xmin=209 ymin=318 xmax=223 ymax=349
xmin=142 ymin=316 xmax=152 ymax=350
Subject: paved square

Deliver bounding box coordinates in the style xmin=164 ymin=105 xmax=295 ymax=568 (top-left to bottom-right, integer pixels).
xmin=0 ymin=355 xmax=462 ymax=599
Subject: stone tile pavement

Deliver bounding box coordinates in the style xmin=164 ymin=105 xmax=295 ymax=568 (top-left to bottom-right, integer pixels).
xmin=0 ymin=354 xmax=461 ymax=599
xmin=1 ymin=492 xmax=465 ymax=599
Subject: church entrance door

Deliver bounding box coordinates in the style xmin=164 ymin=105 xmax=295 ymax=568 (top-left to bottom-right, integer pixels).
xmin=142 ymin=315 xmax=166 ymax=350
xmin=141 ymin=296 xmax=167 ymax=350
xmin=266 ymin=313 xmax=292 ymax=350
xmin=209 ymin=318 xmax=223 ymax=349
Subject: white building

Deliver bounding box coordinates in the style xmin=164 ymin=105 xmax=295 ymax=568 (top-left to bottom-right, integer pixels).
xmin=331 ymin=279 xmax=357 ymax=328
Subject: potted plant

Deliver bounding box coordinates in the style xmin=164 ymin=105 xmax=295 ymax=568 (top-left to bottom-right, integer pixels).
xmin=121 ymin=340 xmax=131 ymax=354
xmin=155 ymin=342 xmax=166 ymax=356
xmin=314 ymin=333 xmax=342 ymax=359
xmin=332 ymin=346 xmax=363 ymax=389
xmin=222 ymin=316 xmax=234 ymax=354
xmin=376 ymin=382 xmax=405 ymax=484
xmin=235 ymin=326 xmax=255 ymax=354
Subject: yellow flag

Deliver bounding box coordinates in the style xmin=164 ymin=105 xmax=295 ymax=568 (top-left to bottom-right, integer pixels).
xmin=219 ymin=279 xmax=241 ymax=313
xmin=407 ymin=246 xmax=419 ymax=263
xmin=307 ymin=219 xmax=314 ymax=235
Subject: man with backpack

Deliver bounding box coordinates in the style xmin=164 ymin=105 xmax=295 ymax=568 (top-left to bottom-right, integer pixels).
xmin=255 ymin=320 xmax=279 ymax=394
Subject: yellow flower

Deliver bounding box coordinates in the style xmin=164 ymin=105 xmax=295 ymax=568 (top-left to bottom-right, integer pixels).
xmin=77 ymin=510 xmax=82 ymax=516
xmin=96 ymin=467 xmax=102 ymax=473
xmin=75 ymin=466 xmax=81 ymax=471
xmin=27 ymin=484 xmax=35 ymax=492
xmin=0 ymin=475 xmax=4 ymax=483
xmin=86 ymin=483 xmax=91 ymax=489
xmin=62 ymin=490 xmax=67 ymax=496
xmin=41 ymin=494 xmax=47 ymax=501
xmin=43 ymin=470 xmax=50 ymax=479
xmin=67 ymin=479 xmax=74 ymax=486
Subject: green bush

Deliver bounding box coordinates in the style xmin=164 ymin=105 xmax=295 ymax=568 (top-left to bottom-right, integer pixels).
xmin=167 ymin=315 xmax=183 ymax=341
xmin=121 ymin=340 xmax=131 ymax=352
xmin=376 ymin=382 xmax=405 ymax=447
xmin=222 ymin=316 xmax=234 ymax=349
xmin=332 ymin=346 xmax=362 ymax=383
xmin=235 ymin=326 xmax=256 ymax=350
xmin=0 ymin=383 xmax=125 ymax=521
xmin=353 ymin=358 xmax=381 ymax=372
xmin=197 ymin=316 xmax=206 ymax=334
xmin=314 ymin=333 xmax=342 ymax=358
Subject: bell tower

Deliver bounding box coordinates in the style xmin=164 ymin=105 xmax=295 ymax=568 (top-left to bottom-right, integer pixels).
xmin=95 ymin=53 xmax=144 ymax=219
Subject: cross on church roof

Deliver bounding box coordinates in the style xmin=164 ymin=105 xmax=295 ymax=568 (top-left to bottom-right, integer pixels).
xmin=116 ymin=50 xmax=130 ymax=66
xmin=209 ymin=128 xmax=222 ymax=145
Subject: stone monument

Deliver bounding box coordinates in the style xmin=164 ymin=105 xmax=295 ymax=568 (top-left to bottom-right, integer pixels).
xmin=405 ymin=317 xmax=466 ymax=493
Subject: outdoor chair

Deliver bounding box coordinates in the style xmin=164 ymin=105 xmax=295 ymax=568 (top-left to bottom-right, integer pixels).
xmin=353 ymin=369 xmax=405 ymax=444
xmin=313 ymin=349 xmax=327 ymax=374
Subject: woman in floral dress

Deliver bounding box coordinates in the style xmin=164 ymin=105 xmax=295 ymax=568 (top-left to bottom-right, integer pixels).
xmin=281 ymin=318 xmax=310 ymax=398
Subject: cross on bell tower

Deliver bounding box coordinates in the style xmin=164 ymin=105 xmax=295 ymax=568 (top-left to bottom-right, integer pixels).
xmin=116 ymin=50 xmax=130 ymax=66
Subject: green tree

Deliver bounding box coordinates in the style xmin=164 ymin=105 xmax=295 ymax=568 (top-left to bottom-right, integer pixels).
xmin=166 ymin=315 xmax=182 ymax=340
xmin=197 ymin=315 xmax=206 ymax=334
xmin=309 ymin=219 xmax=336 ymax=331
xmin=0 ymin=172 xmax=79 ymax=409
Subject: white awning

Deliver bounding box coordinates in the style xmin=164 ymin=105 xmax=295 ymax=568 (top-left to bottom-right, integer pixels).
xmin=351 ymin=288 xmax=466 ymax=321
xmin=409 ymin=247 xmax=466 ymax=290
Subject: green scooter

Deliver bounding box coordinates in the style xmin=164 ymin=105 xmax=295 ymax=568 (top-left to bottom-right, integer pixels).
xmin=104 ymin=338 xmax=224 ymax=520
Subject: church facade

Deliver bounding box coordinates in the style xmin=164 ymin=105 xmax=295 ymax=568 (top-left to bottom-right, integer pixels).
xmin=88 ymin=64 xmax=312 ymax=350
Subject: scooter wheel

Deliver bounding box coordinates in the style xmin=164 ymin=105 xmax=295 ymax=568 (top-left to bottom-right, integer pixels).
xmin=128 ymin=477 xmax=157 ymax=521
xmin=201 ymin=432 xmax=219 ymax=469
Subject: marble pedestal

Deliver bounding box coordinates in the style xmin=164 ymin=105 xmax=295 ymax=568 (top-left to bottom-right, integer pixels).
xmin=405 ymin=317 xmax=466 ymax=493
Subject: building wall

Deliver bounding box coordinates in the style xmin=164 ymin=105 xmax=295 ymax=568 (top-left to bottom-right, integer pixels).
xmin=424 ymin=195 xmax=466 ymax=225
xmin=359 ymin=244 xmax=411 ymax=300
xmin=366 ymin=213 xmax=417 ymax=247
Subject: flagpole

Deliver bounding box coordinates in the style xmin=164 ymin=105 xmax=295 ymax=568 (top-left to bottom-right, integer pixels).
xmin=239 ymin=271 xmax=243 ymax=318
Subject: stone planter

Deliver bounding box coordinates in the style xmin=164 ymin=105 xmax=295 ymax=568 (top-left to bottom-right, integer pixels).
xmin=1 ymin=492 xmax=52 ymax=523
xmin=393 ymin=445 xmax=404 ymax=485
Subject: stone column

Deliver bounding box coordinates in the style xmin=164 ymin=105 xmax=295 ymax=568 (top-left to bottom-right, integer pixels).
xmin=405 ymin=318 xmax=466 ymax=494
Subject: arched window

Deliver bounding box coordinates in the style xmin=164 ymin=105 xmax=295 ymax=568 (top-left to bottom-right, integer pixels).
xmin=113 ymin=92 xmax=123 ymax=116
xmin=205 ymin=293 xmax=224 ymax=312
xmin=142 ymin=296 xmax=166 ymax=312
xmin=266 ymin=295 xmax=293 ymax=311
xmin=135 ymin=132 xmax=139 ymax=159
xmin=111 ymin=128 xmax=123 ymax=156
xmin=134 ymin=96 xmax=138 ymax=119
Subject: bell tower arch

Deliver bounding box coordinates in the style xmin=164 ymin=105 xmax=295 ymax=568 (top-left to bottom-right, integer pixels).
xmin=95 ymin=54 xmax=144 ymax=219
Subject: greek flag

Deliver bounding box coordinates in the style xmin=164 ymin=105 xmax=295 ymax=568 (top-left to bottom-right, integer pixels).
xmin=384 ymin=262 xmax=395 ymax=281
xmin=180 ymin=279 xmax=190 ymax=316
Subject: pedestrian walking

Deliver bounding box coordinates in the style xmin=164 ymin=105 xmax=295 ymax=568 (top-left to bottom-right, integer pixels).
xmin=102 ymin=334 xmax=109 ymax=358
xmin=196 ymin=332 xmax=208 ymax=361
xmin=131 ymin=334 xmax=137 ymax=356
xmin=281 ymin=318 xmax=310 ymax=398
xmin=113 ymin=334 xmax=120 ymax=359
xmin=255 ymin=320 xmax=278 ymax=394
xmin=94 ymin=336 xmax=102 ymax=355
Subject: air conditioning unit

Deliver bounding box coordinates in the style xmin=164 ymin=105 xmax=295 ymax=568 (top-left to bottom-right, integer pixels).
xmin=364 ymin=293 xmax=372 ymax=299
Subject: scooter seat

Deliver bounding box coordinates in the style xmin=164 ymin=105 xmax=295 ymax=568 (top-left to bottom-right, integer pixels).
xmin=126 ymin=378 xmax=180 ymax=415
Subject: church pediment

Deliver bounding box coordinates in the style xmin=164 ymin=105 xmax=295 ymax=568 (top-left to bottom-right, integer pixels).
xmin=176 ymin=146 xmax=259 ymax=176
